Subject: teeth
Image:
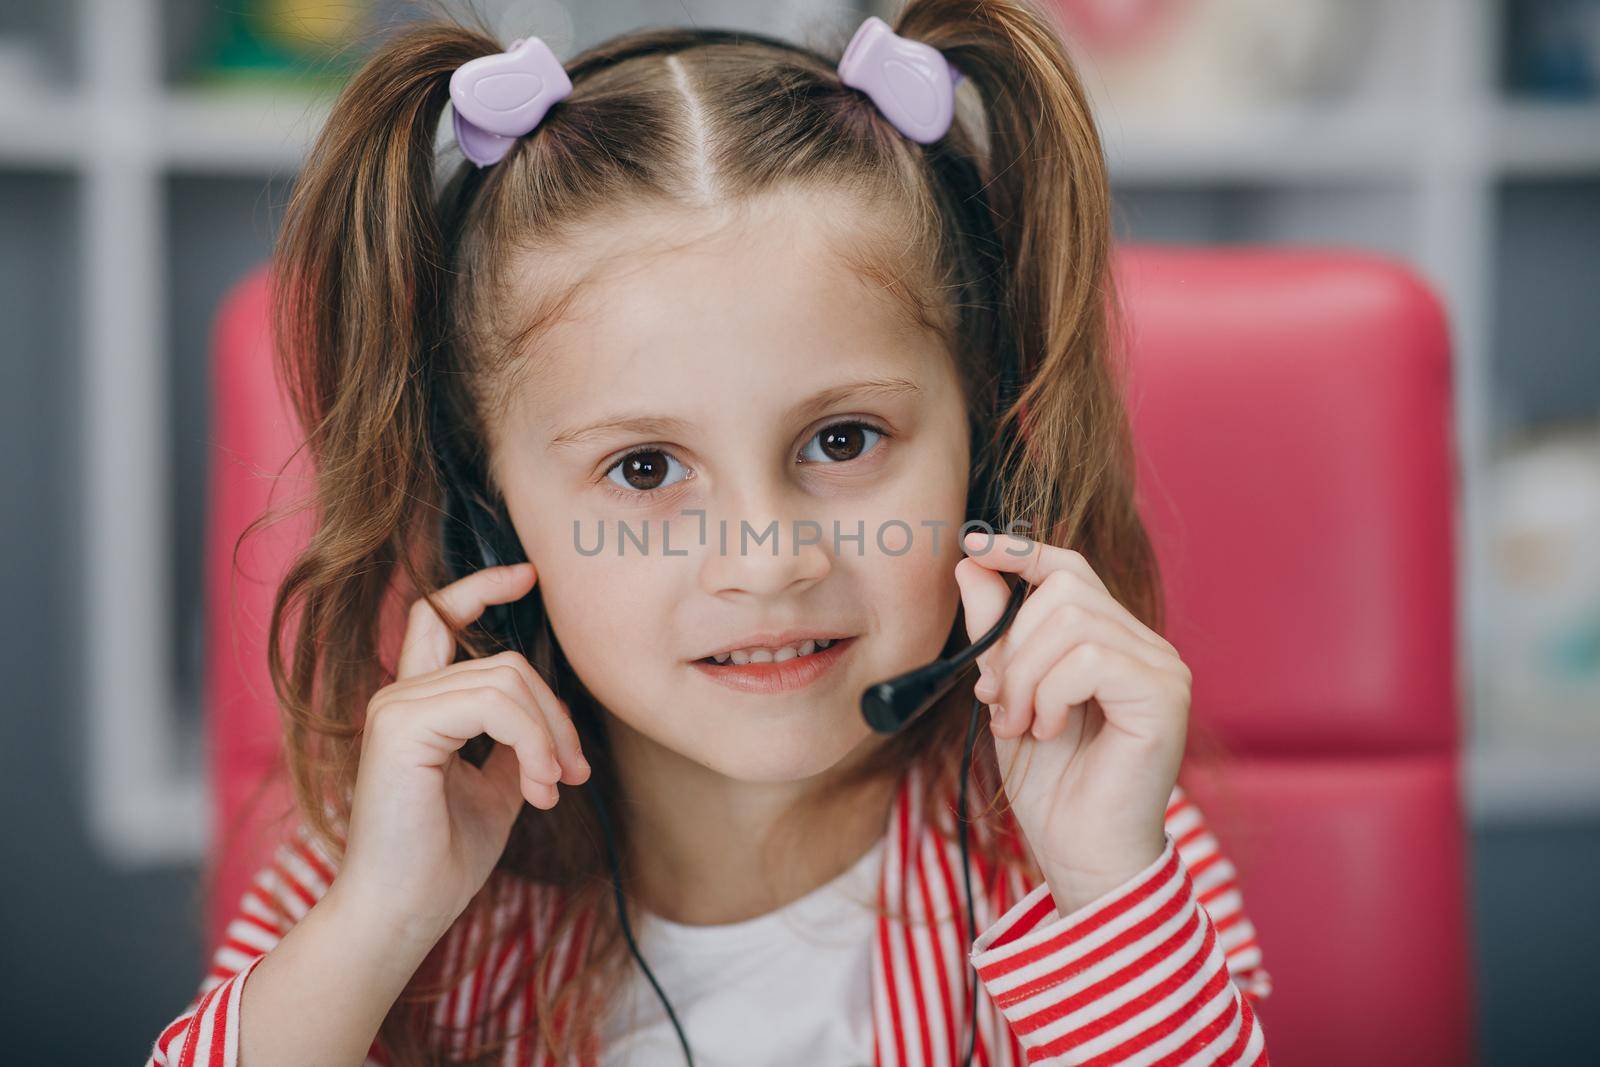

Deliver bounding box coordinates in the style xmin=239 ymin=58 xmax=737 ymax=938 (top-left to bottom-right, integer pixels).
xmin=710 ymin=637 xmax=836 ymax=665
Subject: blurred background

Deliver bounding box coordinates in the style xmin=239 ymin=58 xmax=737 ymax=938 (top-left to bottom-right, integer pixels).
xmin=0 ymin=0 xmax=1596 ymax=1062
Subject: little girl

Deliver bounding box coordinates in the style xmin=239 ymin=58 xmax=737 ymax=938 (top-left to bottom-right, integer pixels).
xmin=148 ymin=2 xmax=1271 ymax=1064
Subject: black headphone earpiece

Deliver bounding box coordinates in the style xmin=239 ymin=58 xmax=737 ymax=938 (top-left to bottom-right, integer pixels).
xmin=434 ymin=419 xmax=533 ymax=646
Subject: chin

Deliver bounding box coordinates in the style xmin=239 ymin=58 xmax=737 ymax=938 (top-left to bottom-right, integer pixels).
xmin=695 ymin=710 xmax=874 ymax=783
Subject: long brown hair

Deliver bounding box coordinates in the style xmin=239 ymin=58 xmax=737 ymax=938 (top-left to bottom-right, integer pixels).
xmin=254 ymin=0 xmax=1165 ymax=1061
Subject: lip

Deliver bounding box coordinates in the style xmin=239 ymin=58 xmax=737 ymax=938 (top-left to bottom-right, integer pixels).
xmin=691 ymin=636 xmax=858 ymax=693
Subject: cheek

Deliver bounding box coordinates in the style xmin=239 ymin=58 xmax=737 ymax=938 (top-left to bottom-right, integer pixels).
xmin=853 ymin=462 xmax=968 ymax=660
xmin=879 ymin=526 xmax=964 ymax=654
xmin=506 ymin=483 xmax=647 ymax=661
xmin=535 ymin=554 xmax=674 ymax=685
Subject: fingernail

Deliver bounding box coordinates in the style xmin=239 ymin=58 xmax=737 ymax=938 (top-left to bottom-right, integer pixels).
xmin=974 ymin=674 xmax=998 ymax=700
xmin=990 ymin=704 xmax=1006 ymax=725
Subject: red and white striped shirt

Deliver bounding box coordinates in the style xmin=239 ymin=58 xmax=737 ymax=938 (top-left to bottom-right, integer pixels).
xmin=148 ymin=760 xmax=1270 ymax=1065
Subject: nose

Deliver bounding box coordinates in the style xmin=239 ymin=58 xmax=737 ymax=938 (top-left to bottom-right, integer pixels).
xmin=696 ymin=485 xmax=833 ymax=598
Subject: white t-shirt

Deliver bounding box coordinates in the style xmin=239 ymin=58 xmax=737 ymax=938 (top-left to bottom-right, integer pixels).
xmin=599 ymin=837 xmax=886 ymax=1066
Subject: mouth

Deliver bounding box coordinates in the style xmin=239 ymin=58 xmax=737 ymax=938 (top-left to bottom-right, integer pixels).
xmin=691 ymin=635 xmax=859 ymax=693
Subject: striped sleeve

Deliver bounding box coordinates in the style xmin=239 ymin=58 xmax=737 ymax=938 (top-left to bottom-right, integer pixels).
xmin=144 ymin=823 xmax=390 ymax=1067
xmin=968 ymin=784 xmax=1271 ymax=1064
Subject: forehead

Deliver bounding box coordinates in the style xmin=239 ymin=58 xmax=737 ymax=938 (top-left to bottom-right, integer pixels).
xmin=497 ymin=188 xmax=954 ymax=424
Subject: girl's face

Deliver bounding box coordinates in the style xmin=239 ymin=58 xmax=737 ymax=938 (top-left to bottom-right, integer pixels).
xmin=489 ymin=188 xmax=971 ymax=783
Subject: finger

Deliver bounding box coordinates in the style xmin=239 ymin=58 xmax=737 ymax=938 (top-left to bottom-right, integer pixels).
xmin=1031 ymin=644 xmax=1155 ymax=743
xmin=372 ymin=686 xmax=565 ymax=809
xmin=524 ymin=679 xmax=591 ymax=786
xmin=396 ymin=562 xmax=537 ymax=680
xmin=437 ymin=663 xmax=567 ymax=786
xmin=376 ymin=652 xmax=590 ymax=785
xmin=964 ymin=531 xmax=1173 ymax=657
xmin=984 ymin=601 xmax=1168 ymax=737
xmin=953 ymin=557 xmax=1014 ymax=682
xmin=466 ymin=654 xmax=590 ymax=787
xmin=480 ymin=738 xmax=535 ymax=818
xmin=961 ymin=530 xmax=1104 ymax=590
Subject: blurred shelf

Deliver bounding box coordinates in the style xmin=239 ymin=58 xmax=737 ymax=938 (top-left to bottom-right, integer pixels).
xmin=1102 ymin=102 xmax=1421 ymax=184
xmin=1468 ymin=741 xmax=1600 ymax=825
xmin=0 ymin=84 xmax=333 ymax=174
xmin=1493 ymin=101 xmax=1600 ymax=176
xmin=159 ymin=87 xmax=334 ymax=174
xmin=0 ymin=86 xmax=87 ymax=168
xmin=1101 ymin=99 xmax=1600 ymax=185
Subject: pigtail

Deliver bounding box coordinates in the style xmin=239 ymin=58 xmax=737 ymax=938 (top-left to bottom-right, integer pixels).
xmin=896 ymin=0 xmax=1162 ymax=633
xmin=259 ymin=19 xmax=516 ymax=1064
xmin=268 ymin=22 xmax=478 ymax=821
xmin=268 ymin=21 xmax=493 ymax=817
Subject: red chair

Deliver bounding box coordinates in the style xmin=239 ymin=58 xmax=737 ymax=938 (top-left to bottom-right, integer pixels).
xmin=200 ymin=268 xmax=311 ymax=941
xmin=200 ymin=245 xmax=1476 ymax=1065
xmin=1115 ymin=247 xmax=1475 ymax=1065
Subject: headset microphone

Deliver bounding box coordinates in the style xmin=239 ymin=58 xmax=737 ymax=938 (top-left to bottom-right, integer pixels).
xmin=859 ymin=573 xmax=1026 ymax=733
xmin=859 ymin=350 xmax=1030 ymax=738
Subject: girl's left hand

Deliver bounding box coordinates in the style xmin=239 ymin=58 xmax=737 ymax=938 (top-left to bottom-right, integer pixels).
xmin=953 ymin=530 xmax=1191 ymax=913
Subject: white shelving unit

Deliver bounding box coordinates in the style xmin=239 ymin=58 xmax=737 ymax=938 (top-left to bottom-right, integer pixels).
xmin=1 ymin=0 xmax=340 ymax=867
xmin=3 ymin=0 xmax=1595 ymax=865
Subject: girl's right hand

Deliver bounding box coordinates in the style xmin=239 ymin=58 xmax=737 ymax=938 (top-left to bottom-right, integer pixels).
xmin=330 ymin=561 xmax=591 ymax=950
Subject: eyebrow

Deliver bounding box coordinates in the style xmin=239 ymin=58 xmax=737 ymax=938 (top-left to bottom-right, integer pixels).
xmin=547 ymin=376 xmax=923 ymax=452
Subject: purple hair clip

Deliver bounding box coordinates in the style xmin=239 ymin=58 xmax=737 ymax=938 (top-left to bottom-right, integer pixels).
xmin=837 ymin=15 xmax=964 ymax=144
xmin=449 ymin=35 xmax=573 ymax=168
xmin=449 ymin=17 xmax=959 ymax=168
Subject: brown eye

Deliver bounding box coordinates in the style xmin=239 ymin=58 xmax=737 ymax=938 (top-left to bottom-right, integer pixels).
xmin=801 ymin=421 xmax=884 ymax=465
xmin=605 ymin=449 xmax=686 ymax=494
